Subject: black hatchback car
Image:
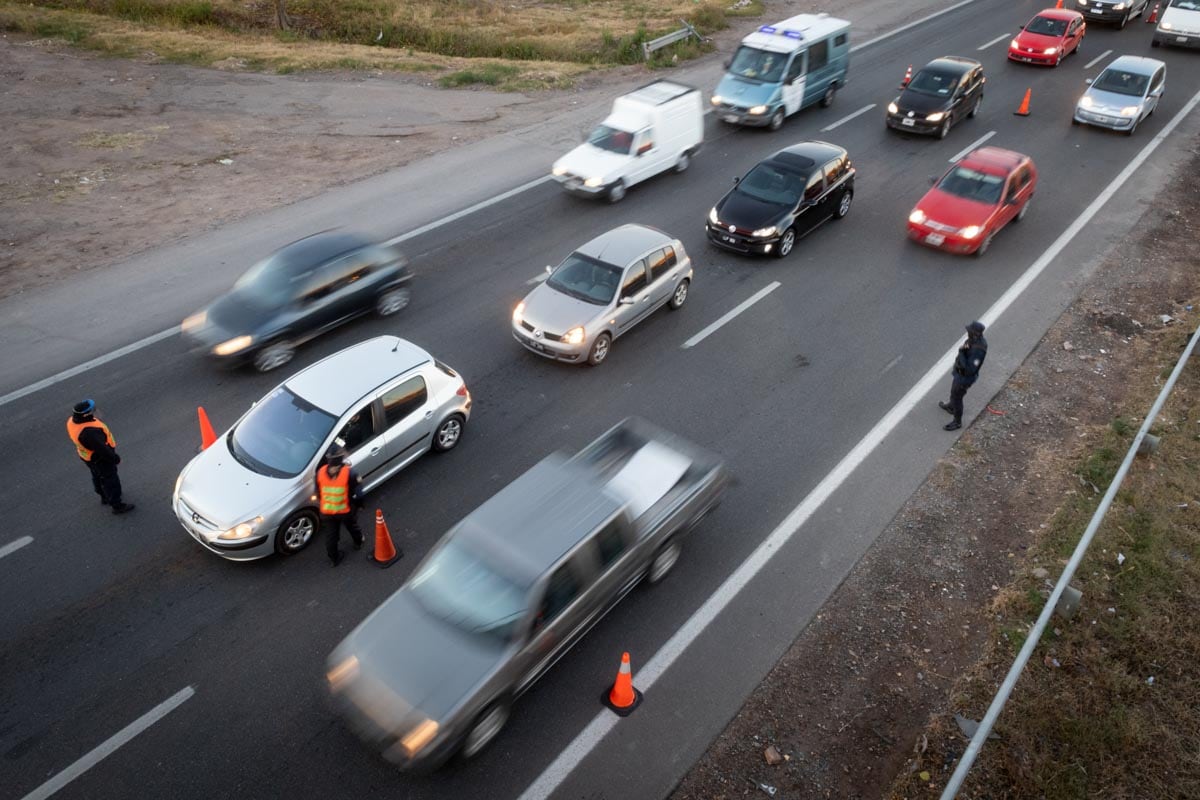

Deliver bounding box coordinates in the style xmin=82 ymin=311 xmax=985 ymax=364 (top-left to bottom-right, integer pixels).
xmin=885 ymin=56 xmax=985 ymax=139
xmin=706 ymin=141 xmax=854 ymax=259
xmin=181 ymin=231 xmax=413 ymax=372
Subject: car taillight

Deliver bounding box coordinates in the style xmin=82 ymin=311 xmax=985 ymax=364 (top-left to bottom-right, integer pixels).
xmin=456 ymin=385 xmax=468 ymax=397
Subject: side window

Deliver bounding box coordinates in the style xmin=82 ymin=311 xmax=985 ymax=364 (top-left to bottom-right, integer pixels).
xmin=621 ymin=260 xmax=648 ymax=297
xmin=785 ymin=53 xmax=805 ymax=83
xmin=336 ymin=404 xmax=376 ymax=451
xmin=636 ymin=128 xmax=655 ymax=155
xmin=803 ymin=170 xmax=825 ymax=203
xmin=807 ymin=40 xmax=829 ymax=72
xmin=823 ymin=157 xmax=844 ymax=185
xmin=1152 ymin=69 xmax=1164 ymax=92
xmin=647 ymin=247 xmax=675 ymax=282
xmin=536 ymin=564 xmax=581 ymax=629
xmin=593 ymin=521 xmax=627 ymax=568
xmin=833 ymin=33 xmax=848 ymax=47
xmin=381 ymin=375 xmax=427 ymax=428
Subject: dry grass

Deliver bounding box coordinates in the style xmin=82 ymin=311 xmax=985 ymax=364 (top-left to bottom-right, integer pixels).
xmin=74 ymin=126 xmax=167 ymax=149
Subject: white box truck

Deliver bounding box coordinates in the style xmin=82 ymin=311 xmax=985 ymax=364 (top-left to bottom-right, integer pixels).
xmin=552 ymin=80 xmax=703 ymax=203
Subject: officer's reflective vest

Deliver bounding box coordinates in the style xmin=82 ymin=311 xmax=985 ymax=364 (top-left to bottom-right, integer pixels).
xmin=317 ymin=466 xmax=351 ymax=515
xmin=66 ymin=418 xmax=115 ymax=462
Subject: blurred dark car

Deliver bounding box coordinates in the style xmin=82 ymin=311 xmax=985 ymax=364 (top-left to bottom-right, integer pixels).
xmin=182 ymin=231 xmax=412 ymax=372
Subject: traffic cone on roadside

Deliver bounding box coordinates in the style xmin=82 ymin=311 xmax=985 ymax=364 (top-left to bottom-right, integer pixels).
xmin=602 ymin=651 xmax=643 ymax=716
xmin=1014 ymin=88 xmax=1032 ymax=116
xmin=1055 ymin=0 xmax=1063 ymax=8
xmin=1147 ymin=2 xmax=1159 ymax=22
xmin=197 ymin=406 xmax=217 ymax=450
xmin=370 ymin=508 xmax=402 ymax=567
xmin=901 ymin=64 xmax=912 ymax=87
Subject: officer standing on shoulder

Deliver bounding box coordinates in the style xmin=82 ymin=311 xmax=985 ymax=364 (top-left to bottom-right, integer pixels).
xmin=316 ymin=444 xmax=364 ymax=567
xmin=67 ymin=399 xmax=135 ymax=514
xmin=939 ymin=321 xmax=988 ymax=431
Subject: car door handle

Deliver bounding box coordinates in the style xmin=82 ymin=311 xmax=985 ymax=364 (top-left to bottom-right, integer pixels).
xmin=424 ymin=411 xmax=434 ymax=419
xmin=370 ymin=447 xmax=382 ymax=456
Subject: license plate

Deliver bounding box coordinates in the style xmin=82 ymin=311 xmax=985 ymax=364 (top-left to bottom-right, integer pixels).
xmin=925 ymin=233 xmax=945 ymax=246
xmin=723 ymin=114 xmax=739 ymax=123
xmin=901 ymin=118 xmax=915 ymax=127
xmin=1178 ymin=36 xmax=1188 ymax=42
xmin=567 ymin=179 xmax=581 ymax=189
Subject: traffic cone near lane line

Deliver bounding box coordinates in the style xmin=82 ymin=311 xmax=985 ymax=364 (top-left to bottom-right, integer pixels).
xmin=371 ymin=509 xmax=402 ymax=567
xmin=1147 ymin=2 xmax=1159 ymax=22
xmin=1014 ymin=88 xmax=1032 ymax=117
xmin=197 ymin=406 xmax=217 ymax=450
xmin=603 ymin=652 xmax=643 ymax=716
xmin=901 ymin=64 xmax=913 ymax=87
xmin=1055 ymin=0 xmax=1063 ymax=8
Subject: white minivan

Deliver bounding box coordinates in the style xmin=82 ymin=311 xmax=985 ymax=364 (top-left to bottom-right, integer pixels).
xmin=1152 ymin=0 xmax=1200 ymax=48
xmin=551 ymin=80 xmax=703 ymax=203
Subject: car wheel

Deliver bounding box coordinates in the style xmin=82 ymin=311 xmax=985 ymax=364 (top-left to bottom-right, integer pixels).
xmin=1074 ymin=37 xmax=1082 ymax=56
xmin=432 ymin=413 xmax=465 ymax=453
xmin=275 ymin=509 xmax=318 ymax=555
xmin=1125 ymin=119 xmax=1138 ymax=137
xmin=1118 ymin=10 xmax=1128 ymax=28
xmin=937 ymin=118 xmax=952 ymax=140
xmin=1016 ymin=199 xmax=1030 ymax=222
xmin=647 ymin=538 xmax=682 ymax=584
xmin=774 ymin=227 xmax=796 ymax=258
xmin=375 ymin=286 xmax=411 ymax=317
xmin=1151 ymin=38 xmax=1160 ymax=47
xmin=587 ymin=333 xmax=611 ymax=366
xmin=668 ymin=278 xmax=689 ymax=311
xmin=461 ymin=699 xmax=511 ymax=760
xmin=768 ymin=108 xmax=785 ymax=131
xmin=608 ymin=180 xmax=626 ymax=203
xmin=974 ymin=230 xmax=996 ymax=257
xmin=835 ymin=189 xmax=853 ymax=219
xmin=1054 ymin=52 xmax=1062 ymax=67
xmin=1071 ymin=116 xmax=1080 ymax=126
xmin=253 ymin=341 xmax=294 ymax=373
xmin=820 ymin=83 xmax=837 ymax=108
xmin=674 ymin=151 xmax=691 ymax=173
xmin=968 ymin=96 xmax=981 ymax=119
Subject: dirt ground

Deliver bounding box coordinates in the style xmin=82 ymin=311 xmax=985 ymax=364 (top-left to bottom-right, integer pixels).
xmin=670 ymin=145 xmax=1200 ymax=797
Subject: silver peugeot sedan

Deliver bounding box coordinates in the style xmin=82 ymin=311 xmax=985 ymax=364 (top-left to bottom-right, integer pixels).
xmin=511 ymin=224 xmax=692 ymax=366
xmin=1073 ymin=55 xmax=1166 ymax=135
xmin=173 ymin=336 xmax=472 ymax=561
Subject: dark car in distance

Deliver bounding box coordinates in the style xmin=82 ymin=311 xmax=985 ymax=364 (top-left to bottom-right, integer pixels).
xmin=706 ymin=141 xmax=854 ymax=258
xmin=181 ymin=231 xmax=413 ymax=372
xmin=885 ymin=56 xmax=985 ymax=139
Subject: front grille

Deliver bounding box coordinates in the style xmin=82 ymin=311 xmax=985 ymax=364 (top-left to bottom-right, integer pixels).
xmin=519 ymin=320 xmax=562 ymax=341
xmin=178 ymin=498 xmax=219 ymax=531
xmin=924 ymin=219 xmax=958 ymax=233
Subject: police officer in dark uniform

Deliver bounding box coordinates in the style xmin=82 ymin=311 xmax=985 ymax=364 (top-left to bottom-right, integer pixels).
xmin=66 ymin=399 xmax=135 ymax=514
xmin=939 ymin=321 xmax=988 ymax=431
xmin=316 ymin=444 xmax=364 ymax=566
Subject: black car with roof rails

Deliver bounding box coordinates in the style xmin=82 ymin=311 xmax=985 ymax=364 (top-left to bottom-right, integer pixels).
xmin=181 ymin=231 xmax=413 ymax=372
xmin=706 ymin=140 xmax=854 ymax=259
xmin=885 ymin=56 xmax=985 ymax=139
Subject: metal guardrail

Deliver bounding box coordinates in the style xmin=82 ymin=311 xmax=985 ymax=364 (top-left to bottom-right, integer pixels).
xmin=642 ymin=19 xmax=701 ymax=60
xmin=940 ymin=318 xmax=1200 ymax=799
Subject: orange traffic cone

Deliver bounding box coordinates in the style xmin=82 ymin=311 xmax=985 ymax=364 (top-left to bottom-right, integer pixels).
xmin=370 ymin=508 xmax=402 ymax=567
xmin=1147 ymin=2 xmax=1159 ymax=22
xmin=603 ymin=652 xmax=643 ymax=716
xmin=1014 ymin=88 xmax=1032 ymax=117
xmin=197 ymin=406 xmax=217 ymax=450
xmin=1055 ymin=0 xmax=1063 ymax=8
xmin=901 ymin=64 xmax=912 ymax=87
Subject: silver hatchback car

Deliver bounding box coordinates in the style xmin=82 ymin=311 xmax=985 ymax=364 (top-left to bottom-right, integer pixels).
xmin=511 ymin=224 xmax=692 ymax=366
xmin=1073 ymin=55 xmax=1166 ymax=135
xmin=173 ymin=336 xmax=472 ymax=561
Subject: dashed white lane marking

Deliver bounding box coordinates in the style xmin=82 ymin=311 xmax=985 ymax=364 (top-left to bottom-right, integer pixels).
xmin=1085 ymin=49 xmax=1113 ymax=70
xmin=20 ymin=686 xmax=195 ymax=800
xmin=820 ymin=103 xmax=877 ymax=132
xmin=849 ymin=0 xmax=980 ymax=53
xmin=882 ymin=354 xmax=904 ymax=374
xmin=681 ymin=282 xmax=780 ymax=350
xmin=949 ymin=130 xmax=997 ymax=163
xmin=978 ymin=33 xmax=1011 ymax=50
xmin=0 ymin=536 xmax=33 ymax=561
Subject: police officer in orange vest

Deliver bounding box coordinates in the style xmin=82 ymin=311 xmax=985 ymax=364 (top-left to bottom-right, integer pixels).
xmin=67 ymin=399 xmax=135 ymax=514
xmin=316 ymin=444 xmax=364 ymax=566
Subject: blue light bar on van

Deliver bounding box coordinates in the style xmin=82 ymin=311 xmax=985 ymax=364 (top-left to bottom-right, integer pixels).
xmin=758 ymin=25 xmax=777 ymax=33
xmin=757 ymin=24 xmax=805 ymax=39
xmin=782 ymin=29 xmax=804 ymax=39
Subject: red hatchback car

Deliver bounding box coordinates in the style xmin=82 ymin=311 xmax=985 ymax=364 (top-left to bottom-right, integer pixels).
xmin=907 ymin=147 xmax=1037 ymax=257
xmin=1008 ymin=9 xmax=1085 ymax=66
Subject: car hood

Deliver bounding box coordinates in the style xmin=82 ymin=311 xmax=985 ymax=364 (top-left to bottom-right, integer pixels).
xmin=521 ymin=281 xmax=608 ymax=333
xmin=916 ymin=188 xmax=997 ymax=229
xmin=337 ymin=590 xmax=506 ymax=722
xmin=1081 ymin=87 xmax=1146 ymax=112
xmin=1013 ymin=29 xmax=1064 ymax=49
xmin=894 ymin=89 xmax=951 ymax=115
xmin=176 ymin=437 xmax=294 ymax=530
xmin=1160 ymin=6 xmax=1200 ymax=32
xmin=715 ymin=188 xmax=789 ymax=231
xmin=553 ymin=144 xmax=631 ymax=180
xmin=191 ymin=292 xmax=281 ymax=345
xmin=715 ymin=74 xmax=779 ymax=106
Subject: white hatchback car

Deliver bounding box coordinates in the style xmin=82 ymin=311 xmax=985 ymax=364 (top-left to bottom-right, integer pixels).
xmin=174 ymin=336 xmax=472 ymax=561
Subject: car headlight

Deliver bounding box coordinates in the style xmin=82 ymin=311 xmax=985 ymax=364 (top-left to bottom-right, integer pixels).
xmin=552 ymin=165 xmax=567 ymax=177
xmin=218 ymin=515 xmax=263 ymax=540
xmin=1076 ymin=0 xmax=1086 ymax=5
xmin=751 ymin=226 xmax=778 ymax=238
xmin=562 ymin=326 xmax=585 ymax=345
xmin=1009 ymin=38 xmax=1020 ymax=49
xmin=326 ymin=655 xmax=359 ymax=692
xmin=1160 ymin=21 xmax=1172 ymax=29
xmin=748 ymin=105 xmax=768 ymax=115
xmin=583 ymin=176 xmax=603 ymax=188
xmin=181 ymin=310 xmax=207 ymax=334
xmin=512 ymin=301 xmax=525 ymax=324
xmin=959 ymin=225 xmax=983 ymax=240
xmin=399 ymin=718 xmax=440 ymax=757
xmin=926 ymin=111 xmax=946 ymax=122
xmin=1044 ymin=47 xmax=1058 ymax=54
xmin=1113 ymin=2 xmax=1126 ymax=9
xmin=711 ymin=95 xmax=724 ymax=106
xmin=708 ymin=207 xmax=719 ymax=224
xmin=887 ymin=102 xmax=899 ymax=114
xmin=909 ymin=209 xmax=927 ymax=225
xmin=1079 ymin=96 xmax=1094 ymax=108
xmin=1120 ymin=106 xmax=1140 ymax=117
xmin=212 ymin=335 xmax=253 ymax=356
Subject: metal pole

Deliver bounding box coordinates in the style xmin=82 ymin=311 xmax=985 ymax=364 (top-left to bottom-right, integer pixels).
xmin=940 ymin=320 xmax=1200 ymax=799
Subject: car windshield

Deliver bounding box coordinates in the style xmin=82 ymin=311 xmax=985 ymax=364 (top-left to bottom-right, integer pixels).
xmin=410 ymin=538 xmax=528 ymax=641
xmin=1169 ymin=0 xmax=1200 ymax=9
xmin=736 ymin=162 xmax=803 ymax=206
xmin=1025 ymin=15 xmax=1067 ymax=35
xmin=1092 ymin=68 xmax=1150 ymax=97
xmin=937 ymin=166 xmax=1005 ymax=205
xmin=907 ymin=68 xmax=960 ymax=97
xmin=232 ymin=251 xmax=313 ymax=308
xmin=546 ymin=252 xmax=622 ymax=305
xmin=587 ymin=124 xmax=635 ymax=155
xmin=728 ymin=45 xmax=787 ymax=83
xmin=229 ymin=387 xmax=337 ymax=478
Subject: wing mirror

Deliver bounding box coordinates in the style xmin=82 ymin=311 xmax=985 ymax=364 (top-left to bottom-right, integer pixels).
xmin=618 ymin=296 xmax=636 ymax=305
xmin=636 ymin=143 xmax=653 ymax=156
xmin=1084 ymin=77 xmax=1093 ymax=85
xmin=723 ymin=58 xmax=732 ymax=69
xmin=545 ymin=265 xmax=553 ymax=275
xmin=929 ymin=175 xmax=938 ymax=186
xmin=733 ymin=176 xmax=741 ymax=185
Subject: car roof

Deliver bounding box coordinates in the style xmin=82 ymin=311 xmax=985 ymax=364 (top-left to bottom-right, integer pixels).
xmin=576 ymin=224 xmax=673 ymax=266
xmin=922 ymin=56 xmax=981 ymax=74
xmin=740 ymin=13 xmax=850 ymax=54
xmin=1032 ymin=8 xmax=1082 ymax=20
xmin=768 ymin=140 xmax=846 ymax=172
xmin=276 ymin=230 xmax=371 ymax=266
xmin=455 ymin=455 xmax=625 ymax=585
xmin=285 ymin=336 xmax=432 ymax=414
xmin=959 ymin=146 xmax=1029 ymax=175
xmin=1103 ymin=55 xmax=1166 ymax=75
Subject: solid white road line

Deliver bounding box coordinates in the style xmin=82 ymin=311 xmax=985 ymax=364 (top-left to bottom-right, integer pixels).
xmin=0 ymin=536 xmax=33 ymax=561
xmin=820 ymin=103 xmax=876 ymax=132
xmin=978 ymin=33 xmax=1011 ymax=50
xmin=1085 ymin=49 xmax=1113 ymax=70
xmin=383 ymin=175 xmax=554 ymax=246
xmin=681 ymin=282 xmax=780 ymax=350
xmin=517 ymin=83 xmax=1200 ymax=800
xmin=850 ymin=0 xmax=979 ymax=53
xmin=949 ymin=130 xmax=996 ymax=163
xmin=20 ymin=686 xmax=195 ymax=800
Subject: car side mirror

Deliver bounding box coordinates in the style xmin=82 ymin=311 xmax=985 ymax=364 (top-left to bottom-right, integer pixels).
xmin=618 ymin=296 xmax=635 ymax=306
xmin=733 ymin=176 xmax=741 ymax=185
xmin=545 ymin=265 xmax=553 ymax=275
xmin=637 ymin=143 xmax=653 ymax=156
xmin=1085 ymin=78 xmax=1093 ymax=85
xmin=929 ymin=175 xmax=938 ymax=186
xmin=723 ymin=58 xmax=732 ymax=69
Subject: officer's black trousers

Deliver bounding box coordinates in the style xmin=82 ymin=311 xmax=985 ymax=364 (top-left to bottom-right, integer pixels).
xmin=323 ymin=512 xmax=364 ymax=561
xmin=85 ymin=459 xmax=123 ymax=505
xmin=948 ymin=381 xmax=970 ymax=424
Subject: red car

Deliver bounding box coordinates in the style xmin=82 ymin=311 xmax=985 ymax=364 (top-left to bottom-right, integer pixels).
xmin=1008 ymin=9 xmax=1085 ymax=66
xmin=907 ymin=147 xmax=1037 ymax=257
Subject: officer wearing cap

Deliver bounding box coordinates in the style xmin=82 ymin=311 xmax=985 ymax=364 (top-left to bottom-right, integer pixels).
xmin=67 ymin=399 xmax=135 ymax=514
xmin=316 ymin=443 xmax=364 ymax=566
xmin=939 ymin=321 xmax=988 ymax=431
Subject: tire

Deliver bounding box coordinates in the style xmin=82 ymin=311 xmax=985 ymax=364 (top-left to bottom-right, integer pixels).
xmin=937 ymin=118 xmax=951 ymax=140
xmin=968 ymin=96 xmax=981 ymax=119
xmin=774 ymin=227 xmax=796 ymax=259
xmin=460 ymin=699 xmax=511 ymax=760
xmin=274 ymin=509 xmax=318 ymax=555
xmin=1074 ymin=37 xmax=1082 ymax=56
xmin=1016 ymin=199 xmax=1030 ymax=222
xmin=1071 ymin=116 xmax=1080 ymax=125
xmin=835 ymin=189 xmax=853 ymax=219
xmin=586 ymin=333 xmax=611 ymax=366
xmin=253 ymin=340 xmax=294 ymax=373
xmin=375 ymin=286 xmax=411 ymax=317
xmin=607 ymin=180 xmax=626 ymax=203
xmin=1151 ymin=38 xmax=1160 ymax=47
xmin=432 ymin=413 xmax=465 ymax=453
xmin=1118 ymin=11 xmax=1128 ymax=28
xmin=1125 ymin=119 xmax=1138 ymax=137
xmin=674 ymin=151 xmax=691 ymax=173
xmin=668 ymin=278 xmax=689 ymax=311
xmin=647 ymin=538 xmax=682 ymax=584
xmin=974 ymin=230 xmax=995 ymax=257
xmin=820 ymin=83 xmax=837 ymax=108
xmin=1054 ymin=52 xmax=1062 ymax=67
xmin=768 ymin=108 xmax=785 ymax=131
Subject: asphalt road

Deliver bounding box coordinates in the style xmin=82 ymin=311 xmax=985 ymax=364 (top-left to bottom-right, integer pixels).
xmin=3 ymin=2 xmax=1200 ymax=798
